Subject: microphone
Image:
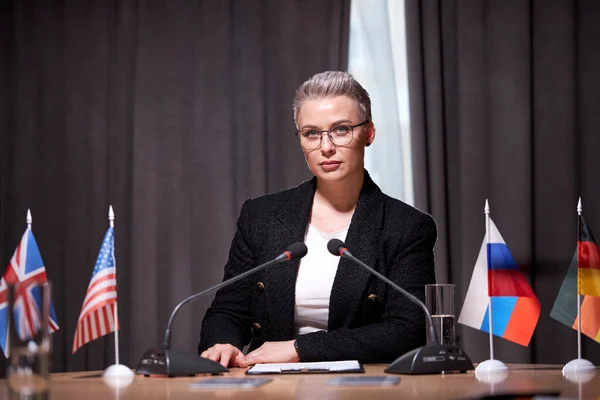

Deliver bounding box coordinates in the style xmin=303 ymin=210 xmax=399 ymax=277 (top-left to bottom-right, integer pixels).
xmin=327 ymin=239 xmax=473 ymax=375
xmin=136 ymin=242 xmax=308 ymax=377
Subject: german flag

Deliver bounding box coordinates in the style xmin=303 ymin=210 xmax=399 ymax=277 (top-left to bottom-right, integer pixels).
xmin=550 ymin=217 xmax=600 ymax=343
xmin=577 ymin=217 xmax=600 ymax=296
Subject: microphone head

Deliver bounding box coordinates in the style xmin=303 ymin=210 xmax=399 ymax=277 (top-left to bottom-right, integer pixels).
xmin=327 ymin=239 xmax=346 ymax=256
xmin=287 ymin=242 xmax=308 ymax=260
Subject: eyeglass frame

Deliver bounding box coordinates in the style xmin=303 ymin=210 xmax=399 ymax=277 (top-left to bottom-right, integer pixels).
xmin=294 ymin=120 xmax=370 ymax=150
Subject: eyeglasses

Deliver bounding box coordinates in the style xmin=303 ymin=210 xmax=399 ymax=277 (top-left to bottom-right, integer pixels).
xmin=295 ymin=120 xmax=370 ymax=150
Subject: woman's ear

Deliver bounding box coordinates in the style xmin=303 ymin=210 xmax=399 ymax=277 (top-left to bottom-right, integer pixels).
xmin=365 ymin=123 xmax=376 ymax=147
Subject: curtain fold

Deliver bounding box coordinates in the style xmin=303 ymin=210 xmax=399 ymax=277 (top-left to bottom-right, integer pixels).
xmin=408 ymin=0 xmax=600 ymax=364
xmin=0 ymin=0 xmax=351 ymax=373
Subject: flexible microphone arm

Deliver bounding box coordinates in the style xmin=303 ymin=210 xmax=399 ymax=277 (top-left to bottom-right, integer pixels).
xmin=324 ymin=239 xmax=473 ymax=374
xmin=327 ymin=239 xmax=439 ymax=345
xmin=162 ymin=242 xmax=308 ymax=349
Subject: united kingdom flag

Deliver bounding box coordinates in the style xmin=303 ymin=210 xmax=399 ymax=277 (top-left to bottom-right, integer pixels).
xmin=0 ymin=227 xmax=60 ymax=357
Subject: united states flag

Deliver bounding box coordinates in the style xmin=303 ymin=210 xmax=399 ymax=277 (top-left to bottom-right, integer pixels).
xmin=72 ymin=227 xmax=119 ymax=354
xmin=0 ymin=228 xmax=60 ymax=357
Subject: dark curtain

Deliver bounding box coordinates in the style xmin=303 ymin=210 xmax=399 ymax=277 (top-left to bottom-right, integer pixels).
xmin=407 ymin=0 xmax=600 ymax=365
xmin=0 ymin=0 xmax=350 ymax=373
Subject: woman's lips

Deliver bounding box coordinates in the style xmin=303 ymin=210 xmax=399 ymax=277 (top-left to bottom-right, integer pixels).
xmin=320 ymin=161 xmax=341 ymax=172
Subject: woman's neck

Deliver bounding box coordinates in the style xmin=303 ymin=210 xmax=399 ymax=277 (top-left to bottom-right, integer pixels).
xmin=309 ymin=171 xmax=364 ymax=233
xmin=314 ymin=171 xmax=364 ymax=212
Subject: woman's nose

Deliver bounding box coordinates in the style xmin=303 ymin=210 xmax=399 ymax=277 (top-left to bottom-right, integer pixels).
xmin=320 ymin=133 xmax=336 ymax=154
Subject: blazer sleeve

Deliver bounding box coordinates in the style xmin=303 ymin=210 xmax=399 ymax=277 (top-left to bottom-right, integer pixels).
xmin=294 ymin=213 xmax=437 ymax=363
xmin=198 ymin=199 xmax=256 ymax=353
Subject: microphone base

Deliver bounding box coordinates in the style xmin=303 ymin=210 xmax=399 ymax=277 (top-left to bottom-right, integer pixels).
xmin=135 ymin=347 xmax=229 ymax=377
xmin=385 ymin=344 xmax=474 ymax=375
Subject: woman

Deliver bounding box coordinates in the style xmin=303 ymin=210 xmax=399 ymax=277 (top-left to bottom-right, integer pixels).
xmin=198 ymin=71 xmax=436 ymax=368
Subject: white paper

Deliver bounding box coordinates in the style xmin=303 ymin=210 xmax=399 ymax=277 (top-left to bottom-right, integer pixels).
xmin=247 ymin=360 xmax=361 ymax=374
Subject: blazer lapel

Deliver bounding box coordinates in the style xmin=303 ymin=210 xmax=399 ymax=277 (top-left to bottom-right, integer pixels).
xmin=328 ymin=173 xmax=384 ymax=330
xmin=264 ymin=178 xmax=316 ymax=338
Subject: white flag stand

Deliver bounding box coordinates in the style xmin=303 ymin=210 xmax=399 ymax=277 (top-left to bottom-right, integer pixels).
xmin=475 ymin=368 xmax=509 ymax=385
xmin=102 ymin=206 xmax=134 ymax=388
xmin=562 ymin=198 xmax=595 ymax=380
xmin=475 ymin=200 xmax=508 ymax=375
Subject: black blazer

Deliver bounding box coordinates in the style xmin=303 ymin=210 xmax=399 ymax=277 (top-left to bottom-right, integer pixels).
xmin=198 ymin=171 xmax=437 ymax=363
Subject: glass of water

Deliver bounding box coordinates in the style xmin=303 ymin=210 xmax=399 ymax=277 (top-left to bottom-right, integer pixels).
xmin=425 ymin=284 xmax=455 ymax=346
xmin=7 ymin=282 xmax=52 ymax=398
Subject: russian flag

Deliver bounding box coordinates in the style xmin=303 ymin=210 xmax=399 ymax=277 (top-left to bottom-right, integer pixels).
xmin=458 ymin=218 xmax=540 ymax=346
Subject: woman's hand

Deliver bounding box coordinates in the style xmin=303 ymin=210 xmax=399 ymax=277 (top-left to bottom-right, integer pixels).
xmin=245 ymin=340 xmax=299 ymax=365
xmin=200 ymin=344 xmax=248 ymax=368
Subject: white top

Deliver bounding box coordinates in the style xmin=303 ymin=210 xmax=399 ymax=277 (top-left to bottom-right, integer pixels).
xmin=294 ymin=223 xmax=349 ymax=335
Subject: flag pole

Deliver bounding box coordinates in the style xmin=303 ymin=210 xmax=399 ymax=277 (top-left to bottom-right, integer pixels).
xmin=576 ymin=197 xmax=582 ymax=361
xmin=562 ymin=197 xmax=595 ymax=378
xmin=109 ymin=206 xmax=120 ymax=366
xmin=27 ymin=209 xmax=32 ymax=230
xmin=474 ymin=199 xmax=507 ymax=376
xmin=485 ymin=199 xmax=494 ymax=361
xmin=102 ymin=205 xmax=134 ymax=386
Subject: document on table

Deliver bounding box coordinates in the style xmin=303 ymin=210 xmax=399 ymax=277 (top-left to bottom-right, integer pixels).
xmin=327 ymin=376 xmax=400 ymax=386
xmin=246 ymin=360 xmax=364 ymax=375
xmin=190 ymin=378 xmax=273 ymax=389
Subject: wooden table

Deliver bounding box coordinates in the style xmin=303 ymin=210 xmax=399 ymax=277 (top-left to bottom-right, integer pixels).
xmin=4 ymin=364 xmax=600 ymax=399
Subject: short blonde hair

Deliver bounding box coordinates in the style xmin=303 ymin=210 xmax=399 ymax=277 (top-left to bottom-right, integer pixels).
xmin=292 ymin=71 xmax=372 ymax=125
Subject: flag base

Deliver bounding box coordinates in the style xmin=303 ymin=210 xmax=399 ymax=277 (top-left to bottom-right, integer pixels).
xmin=563 ymin=358 xmax=596 ymax=382
xmin=475 ymin=359 xmax=508 ymax=374
xmin=475 ymin=360 xmax=508 ymax=384
xmin=103 ymin=364 xmax=134 ymax=388
xmin=384 ymin=343 xmax=474 ymax=374
xmin=135 ymin=347 xmax=229 ymax=377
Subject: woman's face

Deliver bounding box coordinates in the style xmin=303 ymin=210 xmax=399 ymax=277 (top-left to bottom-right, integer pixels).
xmin=296 ymin=96 xmax=375 ymax=183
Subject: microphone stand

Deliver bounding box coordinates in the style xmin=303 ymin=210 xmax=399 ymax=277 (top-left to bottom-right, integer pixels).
xmin=136 ymin=246 xmax=305 ymax=377
xmin=329 ymin=240 xmax=474 ymax=375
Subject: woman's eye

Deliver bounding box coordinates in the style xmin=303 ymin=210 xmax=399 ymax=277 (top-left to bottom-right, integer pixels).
xmin=302 ymin=130 xmax=321 ymax=139
xmin=332 ymin=126 xmax=351 ymax=135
